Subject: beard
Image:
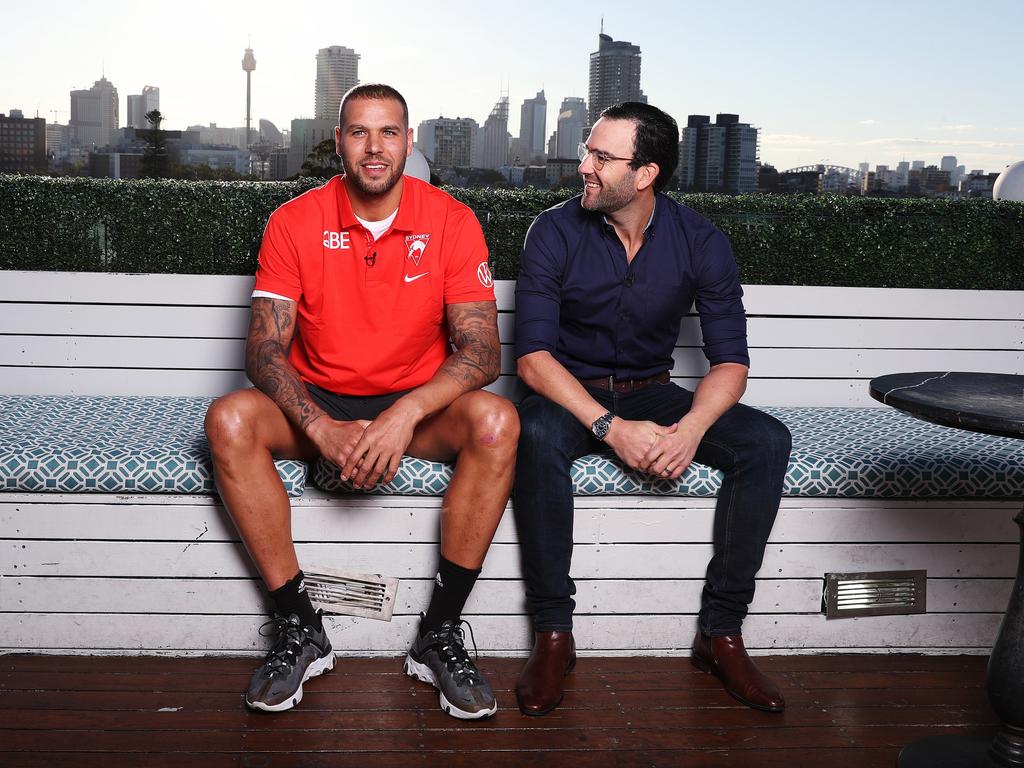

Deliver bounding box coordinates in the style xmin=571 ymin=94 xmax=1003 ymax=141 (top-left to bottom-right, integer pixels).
xmin=343 ymin=154 xmax=408 ymax=197
xmin=580 ymin=173 xmax=636 ymax=213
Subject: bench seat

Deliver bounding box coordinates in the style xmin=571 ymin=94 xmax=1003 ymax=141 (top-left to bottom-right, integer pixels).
xmin=0 ymin=396 xmax=307 ymax=496
xmin=314 ymin=406 xmax=1024 ymax=498
xmin=2 ymin=398 xmax=1021 ymax=501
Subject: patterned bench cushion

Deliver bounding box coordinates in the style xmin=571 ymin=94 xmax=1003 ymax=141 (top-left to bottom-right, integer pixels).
xmin=315 ymin=406 xmax=1024 ymax=499
xmin=0 ymin=396 xmax=307 ymax=496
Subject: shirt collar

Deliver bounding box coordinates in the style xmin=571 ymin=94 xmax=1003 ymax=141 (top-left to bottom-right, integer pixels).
xmin=335 ymin=174 xmax=417 ymax=232
xmin=599 ymin=193 xmax=661 ymax=237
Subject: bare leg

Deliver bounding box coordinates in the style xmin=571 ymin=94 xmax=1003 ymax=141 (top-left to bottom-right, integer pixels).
xmin=407 ymin=390 xmax=519 ymax=569
xmin=204 ymin=388 xmax=318 ymax=590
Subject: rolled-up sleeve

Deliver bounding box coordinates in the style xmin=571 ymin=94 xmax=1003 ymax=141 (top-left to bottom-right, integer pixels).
xmin=693 ymin=228 xmax=750 ymax=368
xmin=514 ymin=213 xmax=564 ymax=359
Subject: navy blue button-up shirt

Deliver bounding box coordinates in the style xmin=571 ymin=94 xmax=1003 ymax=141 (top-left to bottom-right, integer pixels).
xmin=514 ymin=193 xmax=749 ymax=379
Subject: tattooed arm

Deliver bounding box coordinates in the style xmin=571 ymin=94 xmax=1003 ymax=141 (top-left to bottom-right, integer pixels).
xmin=245 ymin=297 xmax=368 ymax=462
xmin=245 ymin=297 xmax=325 ymax=431
xmin=436 ymin=300 xmax=502 ymax=391
xmin=339 ymin=300 xmax=501 ymax=487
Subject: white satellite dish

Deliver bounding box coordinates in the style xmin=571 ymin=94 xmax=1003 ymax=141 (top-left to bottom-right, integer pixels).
xmin=404 ymin=147 xmax=431 ymax=182
xmin=993 ymin=160 xmax=1024 ymax=201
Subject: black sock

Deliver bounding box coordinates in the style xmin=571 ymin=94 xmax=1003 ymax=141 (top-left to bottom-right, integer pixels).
xmin=269 ymin=570 xmax=321 ymax=629
xmin=420 ymin=555 xmax=481 ymax=636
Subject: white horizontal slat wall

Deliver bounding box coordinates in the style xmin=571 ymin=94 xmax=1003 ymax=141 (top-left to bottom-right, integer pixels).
xmin=1 ymin=491 xmax=1019 ymax=655
xmin=2 ymin=272 xmax=1020 ymax=403
xmin=0 ymin=270 xmax=1021 ymax=656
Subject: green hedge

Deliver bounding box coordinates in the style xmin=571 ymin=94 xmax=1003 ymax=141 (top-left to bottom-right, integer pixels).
xmin=1 ymin=174 xmax=1022 ymax=289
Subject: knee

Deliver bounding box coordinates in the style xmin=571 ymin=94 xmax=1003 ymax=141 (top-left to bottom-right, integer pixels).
xmin=747 ymin=412 xmax=792 ymax=469
xmin=729 ymin=410 xmax=792 ymax=469
xmin=464 ymin=392 xmax=520 ymax=455
xmin=763 ymin=415 xmax=793 ymax=457
xmin=204 ymin=392 xmax=258 ymax=455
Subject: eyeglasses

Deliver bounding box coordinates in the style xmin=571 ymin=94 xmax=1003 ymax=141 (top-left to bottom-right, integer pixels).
xmin=578 ymin=142 xmax=634 ymax=170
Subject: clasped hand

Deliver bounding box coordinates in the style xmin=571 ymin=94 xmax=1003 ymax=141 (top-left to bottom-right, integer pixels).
xmin=313 ymin=408 xmax=416 ymax=489
xmin=605 ymin=418 xmax=699 ymax=481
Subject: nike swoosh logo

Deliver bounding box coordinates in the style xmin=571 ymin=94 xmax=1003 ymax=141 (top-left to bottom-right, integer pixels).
xmin=404 ymin=272 xmax=429 ymax=283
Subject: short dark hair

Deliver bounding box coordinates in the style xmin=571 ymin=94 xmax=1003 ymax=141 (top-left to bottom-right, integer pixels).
xmin=339 ymin=83 xmax=409 ymax=129
xmin=600 ymin=102 xmax=679 ymax=193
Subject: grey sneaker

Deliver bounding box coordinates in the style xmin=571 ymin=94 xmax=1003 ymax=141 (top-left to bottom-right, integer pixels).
xmin=404 ymin=619 xmax=497 ymax=719
xmin=245 ymin=613 xmax=334 ymax=712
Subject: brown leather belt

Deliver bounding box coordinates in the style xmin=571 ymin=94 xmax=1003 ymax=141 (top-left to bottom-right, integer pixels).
xmin=578 ymin=371 xmax=670 ymax=393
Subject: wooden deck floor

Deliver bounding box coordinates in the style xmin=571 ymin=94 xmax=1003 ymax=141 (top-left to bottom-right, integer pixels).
xmin=0 ymin=653 xmax=999 ymax=767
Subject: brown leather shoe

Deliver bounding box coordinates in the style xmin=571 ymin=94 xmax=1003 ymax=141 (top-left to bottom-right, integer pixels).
xmin=515 ymin=631 xmax=576 ymax=716
xmin=691 ymin=632 xmax=785 ymax=713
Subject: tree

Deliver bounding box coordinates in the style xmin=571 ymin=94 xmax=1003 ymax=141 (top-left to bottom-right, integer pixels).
xmin=140 ymin=109 xmax=170 ymax=179
xmin=298 ymin=138 xmax=343 ymax=179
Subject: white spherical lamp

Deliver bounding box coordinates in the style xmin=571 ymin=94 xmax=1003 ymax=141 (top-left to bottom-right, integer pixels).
xmin=993 ymin=160 xmax=1024 ymax=201
xmin=404 ymin=147 xmax=431 ymax=182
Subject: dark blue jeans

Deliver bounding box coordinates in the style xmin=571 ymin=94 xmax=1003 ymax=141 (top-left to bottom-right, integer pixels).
xmin=512 ymin=382 xmax=792 ymax=636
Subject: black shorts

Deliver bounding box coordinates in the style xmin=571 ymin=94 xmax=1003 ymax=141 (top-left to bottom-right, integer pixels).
xmin=305 ymin=383 xmax=412 ymax=421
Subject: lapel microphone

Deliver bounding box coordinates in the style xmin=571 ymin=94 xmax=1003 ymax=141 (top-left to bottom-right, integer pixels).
xmin=365 ymin=252 xmax=376 ymax=267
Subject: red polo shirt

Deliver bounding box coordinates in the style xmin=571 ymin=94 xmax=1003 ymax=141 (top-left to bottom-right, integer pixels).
xmin=254 ymin=175 xmax=496 ymax=395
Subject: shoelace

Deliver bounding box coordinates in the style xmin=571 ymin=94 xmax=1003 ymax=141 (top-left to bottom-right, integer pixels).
xmin=257 ymin=616 xmax=308 ymax=678
xmin=434 ymin=620 xmax=483 ymax=685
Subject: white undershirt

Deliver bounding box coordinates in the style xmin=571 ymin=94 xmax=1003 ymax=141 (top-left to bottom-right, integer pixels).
xmin=356 ymin=209 xmax=397 ymax=241
xmin=252 ymin=208 xmax=399 ymax=302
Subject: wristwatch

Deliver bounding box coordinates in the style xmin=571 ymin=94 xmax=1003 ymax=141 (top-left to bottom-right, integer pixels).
xmin=590 ymin=411 xmax=614 ymax=441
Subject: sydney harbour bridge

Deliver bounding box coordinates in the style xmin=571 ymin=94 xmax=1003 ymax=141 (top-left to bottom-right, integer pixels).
xmin=781 ymin=164 xmax=864 ymax=192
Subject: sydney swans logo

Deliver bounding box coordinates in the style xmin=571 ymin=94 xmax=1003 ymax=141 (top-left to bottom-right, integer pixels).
xmin=405 ymin=234 xmax=430 ymax=266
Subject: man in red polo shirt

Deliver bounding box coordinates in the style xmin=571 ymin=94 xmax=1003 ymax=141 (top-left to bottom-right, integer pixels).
xmin=205 ymin=84 xmax=517 ymax=719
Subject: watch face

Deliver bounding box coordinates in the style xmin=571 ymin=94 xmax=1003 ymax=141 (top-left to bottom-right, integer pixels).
xmin=592 ymin=413 xmax=612 ymax=440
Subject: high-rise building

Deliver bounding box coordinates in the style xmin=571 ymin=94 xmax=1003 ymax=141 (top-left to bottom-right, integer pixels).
xmin=417 ymin=117 xmax=478 ymax=167
xmin=679 ymin=113 xmax=758 ymax=194
xmin=0 ymin=111 xmax=47 ymax=172
xmin=588 ymin=32 xmax=646 ymax=128
xmin=518 ymin=90 xmax=547 ymax=164
xmin=921 ymin=165 xmax=952 ymax=195
xmin=896 ymin=160 xmax=910 ymax=188
xmin=70 ymin=76 xmax=119 ymax=149
xmin=287 ymin=117 xmax=337 ymax=177
xmin=940 ymin=155 xmax=964 ymax=188
xmin=720 ymin=114 xmax=758 ymax=194
xmin=481 ymin=96 xmax=509 ymax=170
xmin=126 ymin=86 xmax=160 ymax=129
xmin=315 ymin=45 xmax=359 ymax=121
xmin=45 ymin=122 xmax=71 ymax=164
xmin=554 ymin=96 xmax=587 ymax=159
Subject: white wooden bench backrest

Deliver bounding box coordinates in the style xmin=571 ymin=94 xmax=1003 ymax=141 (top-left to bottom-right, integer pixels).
xmin=1 ymin=270 xmax=1020 ymax=406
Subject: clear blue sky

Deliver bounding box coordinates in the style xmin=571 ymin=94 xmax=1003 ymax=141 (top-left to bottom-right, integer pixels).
xmin=3 ymin=0 xmax=1022 ymax=171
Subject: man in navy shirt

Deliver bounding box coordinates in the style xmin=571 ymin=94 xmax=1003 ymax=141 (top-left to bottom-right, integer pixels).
xmin=513 ymin=102 xmax=792 ymax=716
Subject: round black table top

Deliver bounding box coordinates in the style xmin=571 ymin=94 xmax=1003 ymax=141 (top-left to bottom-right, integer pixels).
xmin=869 ymin=371 xmax=1024 ymax=439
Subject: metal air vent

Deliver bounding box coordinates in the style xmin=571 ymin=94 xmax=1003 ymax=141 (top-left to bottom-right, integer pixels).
xmin=823 ymin=570 xmax=926 ymax=619
xmin=303 ymin=566 xmax=400 ymax=621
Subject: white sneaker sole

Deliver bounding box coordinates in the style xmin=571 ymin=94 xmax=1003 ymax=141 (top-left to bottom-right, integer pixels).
xmin=404 ymin=654 xmax=498 ymax=720
xmin=246 ymin=651 xmax=335 ymax=713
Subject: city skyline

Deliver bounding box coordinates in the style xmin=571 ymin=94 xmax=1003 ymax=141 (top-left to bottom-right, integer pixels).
xmin=3 ymin=0 xmax=1024 ymax=172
